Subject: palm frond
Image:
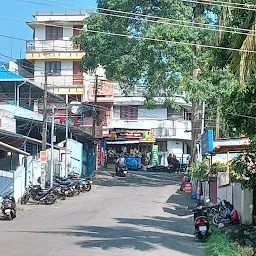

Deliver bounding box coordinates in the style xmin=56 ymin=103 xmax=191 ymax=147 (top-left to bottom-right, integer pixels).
xmin=230 ymin=23 xmax=256 ymax=87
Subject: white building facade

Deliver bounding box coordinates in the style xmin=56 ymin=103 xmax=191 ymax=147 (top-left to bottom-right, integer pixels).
xmin=26 ymin=10 xmax=105 ymax=99
xmin=108 ymin=84 xmax=192 ymax=156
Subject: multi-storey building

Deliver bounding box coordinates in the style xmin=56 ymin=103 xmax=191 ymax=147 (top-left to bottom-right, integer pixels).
xmin=25 ymin=11 xmax=111 ymax=138
xmin=105 ymin=84 xmax=192 ymax=164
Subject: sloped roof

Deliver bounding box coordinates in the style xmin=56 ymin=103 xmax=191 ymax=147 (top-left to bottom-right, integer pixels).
xmin=0 ymin=64 xmax=24 ymax=80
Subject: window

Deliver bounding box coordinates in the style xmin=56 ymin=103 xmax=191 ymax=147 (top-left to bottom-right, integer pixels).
xmin=45 ymin=61 xmax=61 ymax=75
xmin=46 ymin=26 xmax=63 ymax=40
xmin=120 ymin=106 xmax=138 ymax=120
xmin=157 ymin=141 xmax=167 ymax=152
xmin=167 ymin=107 xmax=181 ymax=120
xmin=183 ymin=108 xmax=192 ymax=121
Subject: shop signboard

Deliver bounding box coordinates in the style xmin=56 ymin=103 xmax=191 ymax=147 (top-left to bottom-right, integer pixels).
xmin=184 ymin=182 xmax=192 ymax=194
xmin=201 ymin=130 xmax=214 ymax=155
xmin=109 ymin=128 xmax=154 ymax=141
xmin=40 ymin=151 xmax=47 ymax=163
xmin=151 ymin=144 xmax=159 ymax=165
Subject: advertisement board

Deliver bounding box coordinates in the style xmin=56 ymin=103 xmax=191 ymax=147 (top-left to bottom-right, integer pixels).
xmin=201 ymin=130 xmax=214 ymax=155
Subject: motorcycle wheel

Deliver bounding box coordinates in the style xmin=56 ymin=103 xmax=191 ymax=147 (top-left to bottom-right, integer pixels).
xmin=209 ymin=208 xmax=218 ymax=218
xmin=213 ymin=214 xmax=222 ymax=226
xmin=84 ymin=184 xmax=92 ymax=192
xmin=61 ymin=194 xmax=66 ymax=200
xmin=197 ymin=232 xmax=208 ymax=242
xmin=44 ymin=194 xmax=57 ymax=205
xmin=21 ymin=194 xmax=29 ymax=205
xmin=7 ymin=214 xmax=13 ymax=221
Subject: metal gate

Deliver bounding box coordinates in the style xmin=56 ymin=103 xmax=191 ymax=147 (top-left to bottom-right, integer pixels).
xmin=0 ymin=170 xmax=14 ymax=195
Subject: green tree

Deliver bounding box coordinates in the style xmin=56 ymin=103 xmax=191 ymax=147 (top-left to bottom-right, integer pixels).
xmin=215 ymin=0 xmax=256 ymax=87
xmin=75 ymin=0 xmax=233 ymax=162
xmin=222 ymin=77 xmax=256 ymax=139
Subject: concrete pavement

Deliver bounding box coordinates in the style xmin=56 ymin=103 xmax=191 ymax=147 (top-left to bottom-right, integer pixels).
xmin=0 ymin=171 xmax=205 ymax=256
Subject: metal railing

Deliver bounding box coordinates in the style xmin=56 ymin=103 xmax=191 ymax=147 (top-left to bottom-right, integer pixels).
xmin=26 ymin=40 xmax=82 ymax=52
xmin=28 ymin=75 xmax=84 ymax=87
xmin=152 ymin=127 xmax=176 ymax=137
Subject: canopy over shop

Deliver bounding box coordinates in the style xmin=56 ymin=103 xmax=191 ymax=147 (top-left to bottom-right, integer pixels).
xmin=106 ymin=128 xmax=156 ymax=164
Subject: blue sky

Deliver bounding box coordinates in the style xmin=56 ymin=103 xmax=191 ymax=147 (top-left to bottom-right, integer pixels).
xmin=0 ymin=0 xmax=96 ymax=60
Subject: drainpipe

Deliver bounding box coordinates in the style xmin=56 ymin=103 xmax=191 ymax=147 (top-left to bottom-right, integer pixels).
xmin=17 ymin=80 xmax=27 ymax=107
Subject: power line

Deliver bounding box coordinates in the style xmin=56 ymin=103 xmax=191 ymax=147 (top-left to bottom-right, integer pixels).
xmin=228 ymin=113 xmax=256 ymax=120
xmin=180 ymin=0 xmax=256 ymax=11
xmin=16 ymin=0 xmax=256 ymax=37
xmin=207 ymin=0 xmax=256 ymax=8
xmin=38 ymin=0 xmax=256 ymax=32
xmin=1 ymin=17 xmax=255 ymax=54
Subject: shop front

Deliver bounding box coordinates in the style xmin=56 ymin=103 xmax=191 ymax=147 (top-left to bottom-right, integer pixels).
xmin=106 ymin=128 xmax=155 ymax=167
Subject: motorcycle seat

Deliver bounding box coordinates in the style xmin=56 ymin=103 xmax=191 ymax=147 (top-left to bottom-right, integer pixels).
xmin=59 ymin=181 xmax=71 ymax=186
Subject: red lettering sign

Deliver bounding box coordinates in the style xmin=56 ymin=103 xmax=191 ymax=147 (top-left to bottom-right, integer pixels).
xmin=184 ymin=182 xmax=192 ymax=194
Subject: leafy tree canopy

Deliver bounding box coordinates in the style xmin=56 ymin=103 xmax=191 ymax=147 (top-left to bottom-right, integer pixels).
xmin=75 ymin=0 xmax=227 ymax=105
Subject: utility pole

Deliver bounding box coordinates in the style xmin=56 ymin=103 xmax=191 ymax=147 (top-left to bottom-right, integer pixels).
xmin=216 ymin=95 xmax=220 ymax=139
xmin=50 ymin=105 xmax=55 ymax=187
xmin=65 ymin=94 xmax=69 ymax=177
xmin=42 ymin=72 xmax=48 ymax=151
xmin=41 ymin=72 xmax=48 ymax=189
xmin=92 ymin=74 xmax=99 ymax=172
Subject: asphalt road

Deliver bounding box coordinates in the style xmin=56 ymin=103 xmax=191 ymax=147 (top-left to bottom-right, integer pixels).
xmin=0 ymin=171 xmax=205 ymax=256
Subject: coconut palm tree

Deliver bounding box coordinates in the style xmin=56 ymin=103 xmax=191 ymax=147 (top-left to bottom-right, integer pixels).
xmin=218 ymin=1 xmax=256 ymax=87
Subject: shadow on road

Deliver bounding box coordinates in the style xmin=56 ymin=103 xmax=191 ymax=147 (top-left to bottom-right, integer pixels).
xmin=16 ymin=223 xmax=203 ymax=255
xmin=94 ymin=171 xmax=182 ymax=188
xmin=13 ymin=190 xmax=204 ymax=255
xmin=163 ymin=190 xmax=197 ymax=216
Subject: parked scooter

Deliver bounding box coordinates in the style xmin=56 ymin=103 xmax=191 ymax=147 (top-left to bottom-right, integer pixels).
xmin=116 ymin=165 xmax=128 ymax=177
xmin=1 ymin=188 xmax=16 ymax=220
xmin=192 ymin=200 xmax=211 ymax=240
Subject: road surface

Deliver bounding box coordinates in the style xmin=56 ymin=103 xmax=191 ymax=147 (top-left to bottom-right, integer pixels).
xmin=0 ymin=171 xmax=204 ymax=256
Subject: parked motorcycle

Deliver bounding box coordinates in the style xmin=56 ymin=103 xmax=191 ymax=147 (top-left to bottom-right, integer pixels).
xmin=116 ymin=165 xmax=128 ymax=177
xmin=192 ymin=201 xmax=211 ymax=240
xmin=210 ymin=198 xmax=229 ymax=226
xmin=81 ymin=177 xmax=92 ymax=192
xmin=1 ymin=189 xmax=16 ymax=220
xmin=52 ymin=183 xmax=67 ymax=200
xmin=54 ymin=179 xmax=76 ymax=197
xmin=21 ymin=183 xmax=57 ymax=205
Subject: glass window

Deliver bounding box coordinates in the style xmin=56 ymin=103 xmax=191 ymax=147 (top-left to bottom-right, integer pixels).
xmin=45 ymin=26 xmax=63 ymax=40
xmin=45 ymin=61 xmax=61 ymax=75
xmin=120 ymin=106 xmax=138 ymax=120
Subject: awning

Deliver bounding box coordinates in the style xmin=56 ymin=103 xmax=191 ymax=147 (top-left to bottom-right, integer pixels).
xmin=106 ymin=140 xmax=140 ymax=145
xmin=0 ymin=141 xmax=30 ymax=156
xmin=0 ymin=129 xmax=61 ymax=150
xmin=140 ymin=140 xmax=156 ymax=143
xmin=212 ymin=144 xmax=249 ymax=154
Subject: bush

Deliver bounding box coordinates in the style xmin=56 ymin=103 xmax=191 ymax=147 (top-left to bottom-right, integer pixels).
xmin=210 ymin=162 xmax=227 ymax=176
xmin=206 ymin=231 xmax=253 ymax=256
xmin=231 ymin=152 xmax=256 ymax=189
xmin=191 ymin=158 xmax=209 ymax=179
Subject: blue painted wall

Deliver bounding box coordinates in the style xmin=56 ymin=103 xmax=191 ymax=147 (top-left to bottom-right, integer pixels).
xmin=69 ymin=139 xmax=83 ymax=176
xmin=87 ymin=148 xmax=94 ymax=177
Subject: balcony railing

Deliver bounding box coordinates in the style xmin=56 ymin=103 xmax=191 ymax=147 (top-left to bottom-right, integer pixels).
xmin=152 ymin=127 xmax=176 ymax=137
xmin=26 ymin=40 xmax=82 ymax=52
xmin=28 ymin=75 xmax=84 ymax=88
